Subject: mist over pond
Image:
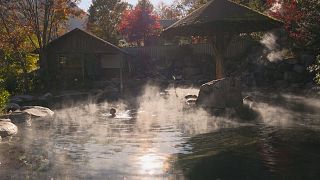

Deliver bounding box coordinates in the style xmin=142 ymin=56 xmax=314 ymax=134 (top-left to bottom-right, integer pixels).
xmin=1 ymin=85 xmax=320 ymax=179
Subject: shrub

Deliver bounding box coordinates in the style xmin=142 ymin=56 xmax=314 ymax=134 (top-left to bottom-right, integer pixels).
xmin=308 ymin=55 xmax=320 ymax=85
xmin=0 ymin=79 xmax=10 ymax=112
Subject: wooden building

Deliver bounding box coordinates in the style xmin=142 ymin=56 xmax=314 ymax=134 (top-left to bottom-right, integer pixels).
xmin=44 ymin=28 xmax=131 ymax=89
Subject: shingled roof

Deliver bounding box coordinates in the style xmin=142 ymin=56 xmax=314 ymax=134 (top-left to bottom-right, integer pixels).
xmin=47 ymin=28 xmax=128 ymax=54
xmin=163 ymin=0 xmax=282 ymax=36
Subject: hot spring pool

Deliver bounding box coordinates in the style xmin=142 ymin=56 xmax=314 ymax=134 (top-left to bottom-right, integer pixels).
xmin=1 ymin=87 xmax=320 ymax=179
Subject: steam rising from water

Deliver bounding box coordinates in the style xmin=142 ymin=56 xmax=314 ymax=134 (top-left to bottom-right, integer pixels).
xmin=44 ymin=84 xmax=250 ymax=178
xmin=1 ymin=84 xmax=320 ymax=179
xmin=246 ymin=91 xmax=320 ymax=128
xmin=54 ymin=84 xmax=244 ymax=136
xmin=53 ymin=84 xmax=320 ymax=136
xmin=260 ymin=32 xmax=288 ymax=62
xmin=50 ymin=86 xmax=320 ymax=179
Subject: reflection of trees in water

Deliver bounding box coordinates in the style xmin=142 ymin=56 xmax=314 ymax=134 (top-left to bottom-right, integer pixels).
xmin=174 ymin=126 xmax=320 ymax=180
xmin=173 ymin=127 xmax=271 ymax=179
xmin=1 ymin=89 xmax=320 ymax=179
xmin=258 ymin=127 xmax=320 ymax=179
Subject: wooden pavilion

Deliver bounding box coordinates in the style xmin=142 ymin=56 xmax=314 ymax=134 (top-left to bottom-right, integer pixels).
xmin=163 ymin=0 xmax=282 ymax=79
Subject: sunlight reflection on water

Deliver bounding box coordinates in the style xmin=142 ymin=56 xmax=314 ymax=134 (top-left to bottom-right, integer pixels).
xmin=1 ymin=87 xmax=320 ymax=179
xmin=137 ymin=151 xmax=168 ymax=175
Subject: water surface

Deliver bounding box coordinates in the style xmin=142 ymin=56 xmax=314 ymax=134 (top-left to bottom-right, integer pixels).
xmin=1 ymin=87 xmax=320 ymax=179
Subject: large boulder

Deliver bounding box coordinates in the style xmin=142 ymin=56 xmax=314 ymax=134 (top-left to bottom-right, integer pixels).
xmin=34 ymin=93 xmax=54 ymax=107
xmin=38 ymin=92 xmax=53 ymax=102
xmin=196 ymin=78 xmax=243 ymax=109
xmin=0 ymin=119 xmax=18 ymax=138
xmin=4 ymin=103 xmax=20 ymax=112
xmin=21 ymin=106 xmax=54 ymax=117
xmin=0 ymin=119 xmax=11 ymax=122
xmin=9 ymin=95 xmax=34 ymax=104
xmin=9 ymin=111 xmax=32 ymax=124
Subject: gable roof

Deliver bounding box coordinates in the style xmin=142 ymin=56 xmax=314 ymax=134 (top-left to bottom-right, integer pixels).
xmin=47 ymin=28 xmax=128 ymax=54
xmin=160 ymin=20 xmax=177 ymax=29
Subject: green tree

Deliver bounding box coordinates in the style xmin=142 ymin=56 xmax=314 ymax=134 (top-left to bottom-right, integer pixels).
xmin=309 ymin=55 xmax=320 ymax=85
xmin=0 ymin=65 xmax=10 ymax=112
xmin=298 ymin=0 xmax=320 ymax=51
xmin=87 ymin=0 xmax=128 ymax=44
xmin=0 ymin=87 xmax=9 ymax=113
xmin=246 ymin=0 xmax=267 ymax=12
xmin=137 ymin=0 xmax=154 ymax=10
xmin=178 ymin=0 xmax=208 ymax=13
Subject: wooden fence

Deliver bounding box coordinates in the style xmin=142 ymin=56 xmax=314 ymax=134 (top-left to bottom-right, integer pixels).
xmin=123 ymin=37 xmax=253 ymax=60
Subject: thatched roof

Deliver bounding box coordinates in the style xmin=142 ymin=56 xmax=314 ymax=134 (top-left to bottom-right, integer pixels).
xmin=163 ymin=0 xmax=283 ymax=36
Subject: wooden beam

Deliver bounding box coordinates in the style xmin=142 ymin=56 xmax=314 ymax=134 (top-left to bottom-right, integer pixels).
xmin=81 ymin=54 xmax=85 ymax=81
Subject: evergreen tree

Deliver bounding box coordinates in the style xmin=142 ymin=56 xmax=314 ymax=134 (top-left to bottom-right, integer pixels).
xmin=87 ymin=0 xmax=128 ymax=44
xmin=137 ymin=0 xmax=154 ymax=11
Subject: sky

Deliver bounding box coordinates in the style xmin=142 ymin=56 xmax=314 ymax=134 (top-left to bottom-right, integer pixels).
xmin=79 ymin=0 xmax=175 ymax=12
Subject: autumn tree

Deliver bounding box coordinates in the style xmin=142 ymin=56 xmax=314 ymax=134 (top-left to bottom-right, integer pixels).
xmin=87 ymin=0 xmax=128 ymax=44
xmin=267 ymin=0 xmax=319 ymax=50
xmin=0 ymin=0 xmax=81 ymax=92
xmin=118 ymin=0 xmax=161 ymax=46
xmin=0 ymin=2 xmax=36 ymax=93
xmin=155 ymin=1 xmax=182 ymax=20
xmin=267 ymin=0 xmax=304 ymax=46
xmin=267 ymin=0 xmax=320 ymax=84
xmin=13 ymin=0 xmax=81 ymax=74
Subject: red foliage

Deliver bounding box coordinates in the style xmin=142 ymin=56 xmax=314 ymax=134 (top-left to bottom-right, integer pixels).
xmin=267 ymin=0 xmax=305 ymax=43
xmin=118 ymin=4 xmax=161 ymax=45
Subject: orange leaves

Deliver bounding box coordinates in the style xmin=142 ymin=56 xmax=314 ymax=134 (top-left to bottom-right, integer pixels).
xmin=267 ymin=0 xmax=306 ymax=44
xmin=118 ymin=1 xmax=161 ymax=44
xmin=0 ymin=5 xmax=33 ymax=51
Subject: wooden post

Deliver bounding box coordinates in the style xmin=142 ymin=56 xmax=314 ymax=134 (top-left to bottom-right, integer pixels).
xmin=120 ymin=54 xmax=124 ymax=95
xmin=212 ymin=32 xmax=225 ymax=79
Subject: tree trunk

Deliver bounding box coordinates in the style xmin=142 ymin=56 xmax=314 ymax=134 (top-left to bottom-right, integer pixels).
xmin=39 ymin=49 xmax=47 ymax=71
xmin=18 ymin=53 xmax=28 ymax=94
xmin=39 ymin=49 xmax=49 ymax=89
xmin=22 ymin=65 xmax=29 ymax=94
